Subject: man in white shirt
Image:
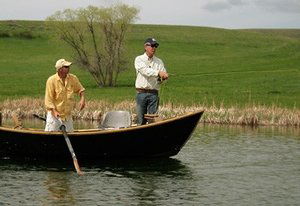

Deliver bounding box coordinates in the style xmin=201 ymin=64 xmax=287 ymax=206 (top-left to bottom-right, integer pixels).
xmin=134 ymin=38 xmax=169 ymax=125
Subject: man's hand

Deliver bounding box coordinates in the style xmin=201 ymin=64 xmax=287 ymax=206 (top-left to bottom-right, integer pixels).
xmin=51 ymin=109 xmax=60 ymax=119
xmin=158 ymin=71 xmax=169 ymax=81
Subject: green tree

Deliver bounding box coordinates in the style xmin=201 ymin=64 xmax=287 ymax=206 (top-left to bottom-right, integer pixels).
xmin=46 ymin=4 xmax=139 ymax=87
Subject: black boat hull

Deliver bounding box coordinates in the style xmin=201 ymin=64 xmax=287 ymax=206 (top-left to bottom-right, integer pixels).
xmin=0 ymin=111 xmax=204 ymax=160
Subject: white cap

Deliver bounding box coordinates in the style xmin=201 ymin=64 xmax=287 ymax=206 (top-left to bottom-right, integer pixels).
xmin=55 ymin=59 xmax=72 ymax=70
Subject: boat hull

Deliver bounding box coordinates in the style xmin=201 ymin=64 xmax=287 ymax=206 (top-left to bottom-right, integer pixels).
xmin=0 ymin=111 xmax=204 ymax=160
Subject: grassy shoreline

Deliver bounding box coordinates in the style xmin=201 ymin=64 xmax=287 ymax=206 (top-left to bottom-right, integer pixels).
xmin=0 ymin=98 xmax=299 ymax=127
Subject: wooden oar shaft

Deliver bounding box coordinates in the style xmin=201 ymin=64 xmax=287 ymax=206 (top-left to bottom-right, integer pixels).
xmin=60 ymin=125 xmax=84 ymax=175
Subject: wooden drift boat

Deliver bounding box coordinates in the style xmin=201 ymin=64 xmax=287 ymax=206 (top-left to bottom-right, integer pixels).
xmin=0 ymin=111 xmax=204 ymax=160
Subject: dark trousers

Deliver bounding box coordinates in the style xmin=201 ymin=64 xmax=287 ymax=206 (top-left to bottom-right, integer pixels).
xmin=136 ymin=92 xmax=159 ymax=125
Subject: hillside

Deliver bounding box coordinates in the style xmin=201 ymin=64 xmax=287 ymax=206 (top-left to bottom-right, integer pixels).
xmin=0 ymin=21 xmax=299 ymax=108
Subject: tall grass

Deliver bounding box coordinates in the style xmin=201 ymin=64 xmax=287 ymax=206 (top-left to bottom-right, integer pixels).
xmin=0 ymin=98 xmax=299 ymax=126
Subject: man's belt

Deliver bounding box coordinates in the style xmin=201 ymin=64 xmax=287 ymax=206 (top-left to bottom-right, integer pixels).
xmin=136 ymin=88 xmax=158 ymax=94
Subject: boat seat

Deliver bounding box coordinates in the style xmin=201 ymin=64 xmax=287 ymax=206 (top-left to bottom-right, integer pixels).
xmin=100 ymin=111 xmax=131 ymax=129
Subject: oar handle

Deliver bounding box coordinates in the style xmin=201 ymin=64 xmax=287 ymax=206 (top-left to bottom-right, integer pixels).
xmin=33 ymin=114 xmax=46 ymax=122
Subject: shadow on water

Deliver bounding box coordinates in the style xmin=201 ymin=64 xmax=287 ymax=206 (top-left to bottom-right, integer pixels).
xmin=0 ymin=157 xmax=190 ymax=176
xmin=87 ymin=158 xmax=194 ymax=205
xmin=86 ymin=157 xmax=191 ymax=177
xmin=0 ymin=158 xmax=75 ymax=172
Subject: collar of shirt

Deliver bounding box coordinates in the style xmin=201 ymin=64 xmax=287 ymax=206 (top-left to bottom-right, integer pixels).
xmin=54 ymin=73 xmax=70 ymax=86
xmin=142 ymin=53 xmax=155 ymax=62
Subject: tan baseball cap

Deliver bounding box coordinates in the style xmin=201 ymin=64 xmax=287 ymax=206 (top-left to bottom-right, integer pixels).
xmin=55 ymin=59 xmax=72 ymax=70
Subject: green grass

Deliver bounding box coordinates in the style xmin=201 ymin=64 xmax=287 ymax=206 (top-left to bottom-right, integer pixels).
xmin=0 ymin=21 xmax=299 ymax=108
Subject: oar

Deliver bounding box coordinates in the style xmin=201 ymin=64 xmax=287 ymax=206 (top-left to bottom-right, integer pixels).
xmin=59 ymin=121 xmax=84 ymax=176
xmin=33 ymin=114 xmax=84 ymax=175
xmin=33 ymin=114 xmax=46 ymax=121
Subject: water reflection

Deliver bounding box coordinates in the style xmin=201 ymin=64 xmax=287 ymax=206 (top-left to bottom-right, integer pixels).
xmin=92 ymin=158 xmax=188 ymax=174
xmin=0 ymin=159 xmax=74 ymax=172
xmin=0 ymin=157 xmax=189 ymax=174
xmin=0 ymin=157 xmax=193 ymax=205
xmin=44 ymin=172 xmax=75 ymax=205
xmin=86 ymin=158 xmax=194 ymax=206
xmin=195 ymin=124 xmax=300 ymax=143
xmin=0 ymin=159 xmax=76 ymax=205
xmin=1 ymin=125 xmax=299 ymax=205
xmin=99 ymin=158 xmax=192 ymax=205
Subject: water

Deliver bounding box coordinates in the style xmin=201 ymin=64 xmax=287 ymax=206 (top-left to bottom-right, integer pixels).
xmin=0 ymin=124 xmax=299 ymax=205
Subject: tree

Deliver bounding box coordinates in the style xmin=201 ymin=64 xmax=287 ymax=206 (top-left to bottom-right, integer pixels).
xmin=46 ymin=4 xmax=139 ymax=87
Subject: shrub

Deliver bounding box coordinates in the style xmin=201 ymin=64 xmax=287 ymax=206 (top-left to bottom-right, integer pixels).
xmin=14 ymin=31 xmax=35 ymax=39
xmin=0 ymin=31 xmax=10 ymax=38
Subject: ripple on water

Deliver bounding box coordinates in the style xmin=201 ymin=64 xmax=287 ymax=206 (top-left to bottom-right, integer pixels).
xmin=0 ymin=125 xmax=299 ymax=205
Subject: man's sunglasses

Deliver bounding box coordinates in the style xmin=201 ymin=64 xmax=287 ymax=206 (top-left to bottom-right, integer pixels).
xmin=146 ymin=44 xmax=158 ymax=48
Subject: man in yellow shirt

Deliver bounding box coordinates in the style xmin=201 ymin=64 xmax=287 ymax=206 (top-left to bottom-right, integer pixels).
xmin=45 ymin=58 xmax=85 ymax=132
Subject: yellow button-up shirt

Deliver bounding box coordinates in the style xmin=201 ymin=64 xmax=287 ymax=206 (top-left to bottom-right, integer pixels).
xmin=45 ymin=73 xmax=85 ymax=120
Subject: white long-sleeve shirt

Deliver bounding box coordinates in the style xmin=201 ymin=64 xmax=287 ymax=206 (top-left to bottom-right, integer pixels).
xmin=134 ymin=53 xmax=167 ymax=90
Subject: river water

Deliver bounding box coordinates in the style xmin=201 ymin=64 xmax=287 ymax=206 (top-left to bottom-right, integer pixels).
xmin=0 ymin=122 xmax=299 ymax=205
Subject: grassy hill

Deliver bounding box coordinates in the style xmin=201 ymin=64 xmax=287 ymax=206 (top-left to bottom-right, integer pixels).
xmin=0 ymin=20 xmax=299 ymax=108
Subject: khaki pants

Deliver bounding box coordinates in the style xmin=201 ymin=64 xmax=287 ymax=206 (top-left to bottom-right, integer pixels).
xmin=44 ymin=111 xmax=74 ymax=132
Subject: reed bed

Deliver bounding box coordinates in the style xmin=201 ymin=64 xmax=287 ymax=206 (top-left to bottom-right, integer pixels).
xmin=0 ymin=98 xmax=299 ymax=127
